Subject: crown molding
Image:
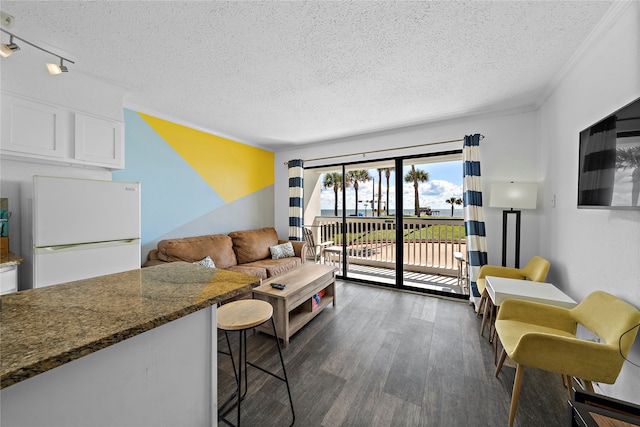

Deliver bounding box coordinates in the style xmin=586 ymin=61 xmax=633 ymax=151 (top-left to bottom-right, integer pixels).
xmin=122 ymin=101 xmax=270 ymax=150
xmin=534 ymin=0 xmax=636 ymax=108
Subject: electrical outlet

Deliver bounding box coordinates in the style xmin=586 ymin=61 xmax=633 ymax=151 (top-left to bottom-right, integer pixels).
xmin=1 ymin=12 xmax=15 ymax=28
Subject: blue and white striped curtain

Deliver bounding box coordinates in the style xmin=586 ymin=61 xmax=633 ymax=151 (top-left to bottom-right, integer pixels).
xmin=463 ymin=134 xmax=488 ymax=310
xmin=288 ymin=159 xmax=304 ymax=241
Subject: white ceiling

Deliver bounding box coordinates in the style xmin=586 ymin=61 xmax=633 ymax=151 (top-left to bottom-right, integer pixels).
xmin=1 ymin=1 xmax=615 ymax=150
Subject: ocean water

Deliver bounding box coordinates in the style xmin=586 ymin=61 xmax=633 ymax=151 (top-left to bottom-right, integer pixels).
xmin=320 ymin=209 xmax=464 ymax=217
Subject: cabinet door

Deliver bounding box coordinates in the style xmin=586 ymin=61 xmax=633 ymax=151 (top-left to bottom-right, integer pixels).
xmin=0 ymin=265 xmax=18 ymax=295
xmin=1 ymin=94 xmax=68 ymax=158
xmin=74 ymin=113 xmax=124 ymax=169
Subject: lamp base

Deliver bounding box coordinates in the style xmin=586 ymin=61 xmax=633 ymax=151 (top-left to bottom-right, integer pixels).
xmin=502 ymin=209 xmax=521 ymax=268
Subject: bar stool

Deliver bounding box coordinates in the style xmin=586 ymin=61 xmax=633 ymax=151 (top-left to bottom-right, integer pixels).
xmin=217 ymin=299 xmax=295 ymax=427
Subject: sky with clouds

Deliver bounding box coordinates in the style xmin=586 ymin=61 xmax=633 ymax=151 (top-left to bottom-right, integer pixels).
xmin=320 ymin=160 xmax=463 ymax=215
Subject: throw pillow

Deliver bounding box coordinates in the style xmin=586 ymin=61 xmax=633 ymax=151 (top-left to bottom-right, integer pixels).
xmin=193 ymin=255 xmax=216 ymax=268
xmin=270 ymin=242 xmax=295 ymax=260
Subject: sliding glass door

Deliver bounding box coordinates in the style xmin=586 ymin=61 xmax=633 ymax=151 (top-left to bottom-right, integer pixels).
xmin=400 ymin=157 xmax=467 ymax=296
xmin=304 ymin=151 xmax=468 ymax=299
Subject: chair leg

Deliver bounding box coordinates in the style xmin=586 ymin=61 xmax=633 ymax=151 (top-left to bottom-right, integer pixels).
xmin=582 ymin=379 xmax=594 ymax=392
xmin=495 ymin=348 xmax=507 ymax=377
xmin=565 ymin=375 xmax=573 ymax=400
xmin=477 ymin=292 xmax=487 ymax=317
xmin=481 ymin=298 xmax=494 ymax=338
xmin=509 ymin=364 xmax=525 ymax=427
xmin=480 ymin=298 xmax=491 ymax=336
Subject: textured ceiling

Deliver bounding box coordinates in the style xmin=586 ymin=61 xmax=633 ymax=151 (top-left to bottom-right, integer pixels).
xmin=1 ymin=1 xmax=615 ymax=150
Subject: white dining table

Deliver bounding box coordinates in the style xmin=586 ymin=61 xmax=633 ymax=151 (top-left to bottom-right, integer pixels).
xmin=485 ymin=276 xmax=577 ymax=309
xmin=484 ymin=276 xmax=577 ymax=363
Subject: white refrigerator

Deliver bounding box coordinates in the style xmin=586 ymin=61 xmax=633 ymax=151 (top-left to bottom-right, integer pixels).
xmin=33 ymin=176 xmax=141 ymax=288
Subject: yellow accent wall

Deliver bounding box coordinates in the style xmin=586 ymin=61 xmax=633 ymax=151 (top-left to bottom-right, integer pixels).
xmin=139 ymin=113 xmax=274 ymax=203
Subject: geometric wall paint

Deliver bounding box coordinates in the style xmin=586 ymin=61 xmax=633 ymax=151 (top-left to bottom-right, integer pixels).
xmin=138 ymin=113 xmax=274 ymax=204
xmin=113 ymin=109 xmax=274 ymax=245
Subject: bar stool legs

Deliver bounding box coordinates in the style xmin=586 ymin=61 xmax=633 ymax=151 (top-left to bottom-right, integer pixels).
xmin=217 ymin=300 xmax=295 ymax=427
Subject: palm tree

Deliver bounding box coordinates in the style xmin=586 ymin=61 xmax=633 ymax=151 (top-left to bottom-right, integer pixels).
xmin=616 ymin=145 xmax=640 ymax=206
xmin=323 ymin=172 xmax=345 ymax=216
xmin=455 ymin=197 xmax=463 ymax=216
xmin=376 ymin=169 xmax=383 ymax=216
xmin=404 ymin=165 xmax=429 ymax=216
xmin=346 ymin=170 xmax=371 ymax=215
xmin=385 ymin=168 xmax=393 ymax=215
xmin=445 ymin=196 xmax=464 ymax=216
xmin=445 ymin=196 xmax=457 ymax=216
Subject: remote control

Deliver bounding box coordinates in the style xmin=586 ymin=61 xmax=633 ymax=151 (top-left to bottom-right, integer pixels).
xmin=270 ymin=283 xmax=286 ymax=290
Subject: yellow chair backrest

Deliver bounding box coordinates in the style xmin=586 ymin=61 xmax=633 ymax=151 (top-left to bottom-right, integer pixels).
xmin=521 ymin=256 xmax=551 ymax=282
xmin=572 ymin=290 xmax=640 ymax=355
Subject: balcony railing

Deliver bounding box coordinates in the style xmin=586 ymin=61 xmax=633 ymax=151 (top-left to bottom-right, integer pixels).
xmin=309 ymin=216 xmax=466 ymax=277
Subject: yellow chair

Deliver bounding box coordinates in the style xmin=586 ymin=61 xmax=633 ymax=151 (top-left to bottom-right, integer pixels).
xmin=477 ymin=255 xmax=551 ymax=336
xmin=494 ymin=291 xmax=640 ymax=427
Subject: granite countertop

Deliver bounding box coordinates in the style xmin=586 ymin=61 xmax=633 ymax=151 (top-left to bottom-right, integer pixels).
xmin=0 ymin=252 xmax=24 ymax=268
xmin=0 ymin=262 xmax=260 ymax=389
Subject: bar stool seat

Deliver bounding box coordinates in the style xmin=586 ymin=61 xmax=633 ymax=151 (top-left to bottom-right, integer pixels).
xmin=218 ymin=299 xmax=273 ymax=330
xmin=217 ymin=300 xmax=295 ymax=427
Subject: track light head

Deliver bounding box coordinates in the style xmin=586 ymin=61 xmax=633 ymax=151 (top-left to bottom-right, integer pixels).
xmin=0 ymin=35 xmax=20 ymax=57
xmin=46 ymin=58 xmax=69 ymax=75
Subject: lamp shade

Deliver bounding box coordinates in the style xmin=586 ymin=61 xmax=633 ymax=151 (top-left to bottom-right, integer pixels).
xmin=490 ymin=182 xmax=538 ymax=209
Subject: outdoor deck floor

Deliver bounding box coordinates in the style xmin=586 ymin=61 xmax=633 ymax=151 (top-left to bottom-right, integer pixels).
xmin=339 ymin=264 xmax=466 ymax=295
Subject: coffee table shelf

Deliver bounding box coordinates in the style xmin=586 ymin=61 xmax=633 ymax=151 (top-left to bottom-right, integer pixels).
xmin=252 ymin=264 xmax=336 ymax=347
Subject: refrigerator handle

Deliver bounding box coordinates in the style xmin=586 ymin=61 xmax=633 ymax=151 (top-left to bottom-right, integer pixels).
xmin=35 ymin=239 xmax=140 ymax=254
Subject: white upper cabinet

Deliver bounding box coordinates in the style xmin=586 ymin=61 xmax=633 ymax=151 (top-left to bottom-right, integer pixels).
xmin=1 ymin=92 xmax=124 ymax=169
xmin=75 ymin=112 xmax=124 ymax=169
xmin=1 ymin=94 xmax=69 ymax=159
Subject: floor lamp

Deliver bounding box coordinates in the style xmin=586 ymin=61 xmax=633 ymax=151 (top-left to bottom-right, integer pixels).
xmin=489 ymin=182 xmax=538 ymax=268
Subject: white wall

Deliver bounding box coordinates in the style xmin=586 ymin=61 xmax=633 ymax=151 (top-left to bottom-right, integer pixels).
xmin=539 ymin=1 xmax=640 ymax=403
xmin=275 ymin=108 xmax=542 ymax=269
xmin=275 ymin=0 xmax=640 ymax=404
xmin=303 ymin=171 xmax=323 ymax=225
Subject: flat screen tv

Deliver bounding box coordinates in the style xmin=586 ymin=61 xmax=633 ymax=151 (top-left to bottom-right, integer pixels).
xmin=578 ymin=96 xmax=640 ymax=209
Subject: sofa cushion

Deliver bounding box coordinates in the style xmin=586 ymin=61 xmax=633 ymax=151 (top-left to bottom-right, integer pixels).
xmin=157 ymin=234 xmax=237 ymax=269
xmin=243 ymin=257 xmax=302 ymax=278
xmin=226 ymin=265 xmax=268 ymax=280
xmin=229 ymin=227 xmax=279 ymax=265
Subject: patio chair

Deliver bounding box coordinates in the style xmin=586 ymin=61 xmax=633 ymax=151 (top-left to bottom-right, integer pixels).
xmin=303 ymin=228 xmax=335 ymax=262
xmin=302 ymin=227 xmax=347 ymax=269
xmin=494 ymin=290 xmax=640 ymax=426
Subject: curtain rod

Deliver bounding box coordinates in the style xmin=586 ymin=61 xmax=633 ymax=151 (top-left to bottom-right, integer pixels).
xmin=284 ymin=135 xmax=484 ymax=165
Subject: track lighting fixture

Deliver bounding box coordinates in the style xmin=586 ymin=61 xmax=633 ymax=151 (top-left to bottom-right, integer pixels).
xmin=0 ymin=28 xmax=74 ymax=74
xmin=0 ymin=34 xmax=19 ymax=57
xmin=46 ymin=58 xmax=68 ymax=75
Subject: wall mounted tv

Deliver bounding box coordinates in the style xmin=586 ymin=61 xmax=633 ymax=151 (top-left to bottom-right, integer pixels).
xmin=578 ymin=96 xmax=640 ymax=209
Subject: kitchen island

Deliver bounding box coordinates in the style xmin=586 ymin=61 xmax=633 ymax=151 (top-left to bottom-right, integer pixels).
xmin=0 ymin=262 xmax=260 ymax=427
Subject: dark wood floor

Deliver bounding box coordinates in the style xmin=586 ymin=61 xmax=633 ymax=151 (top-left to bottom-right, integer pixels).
xmin=217 ymin=281 xmax=568 ymax=426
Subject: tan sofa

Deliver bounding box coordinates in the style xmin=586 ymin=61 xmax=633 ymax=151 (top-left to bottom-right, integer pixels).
xmin=143 ymin=227 xmax=306 ymax=280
